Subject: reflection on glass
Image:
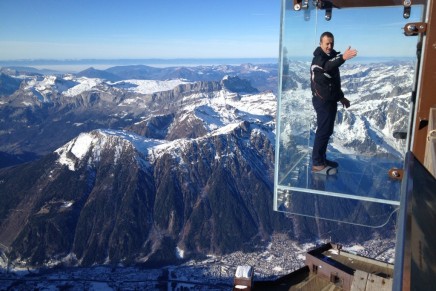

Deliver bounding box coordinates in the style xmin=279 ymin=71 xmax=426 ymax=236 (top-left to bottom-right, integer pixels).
xmin=274 ymin=3 xmax=424 ymax=226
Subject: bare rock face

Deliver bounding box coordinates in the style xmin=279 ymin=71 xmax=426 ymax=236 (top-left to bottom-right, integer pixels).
xmin=0 ymin=68 xmax=278 ymax=267
xmin=0 ymin=123 xmax=291 ymax=267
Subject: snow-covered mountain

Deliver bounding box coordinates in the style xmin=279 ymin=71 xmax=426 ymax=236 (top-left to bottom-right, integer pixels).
xmin=0 ymin=125 xmax=287 ymax=267
xmin=0 ymin=125 xmax=383 ymax=268
xmin=0 ymin=60 xmax=409 ymax=267
xmin=0 ymin=64 xmax=276 ymax=160
xmin=0 ymin=66 xmax=285 ymax=267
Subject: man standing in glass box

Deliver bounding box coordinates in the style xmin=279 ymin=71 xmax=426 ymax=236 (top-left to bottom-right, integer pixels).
xmin=310 ymin=31 xmax=357 ymax=175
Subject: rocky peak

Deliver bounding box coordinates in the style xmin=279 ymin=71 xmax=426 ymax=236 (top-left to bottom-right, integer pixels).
xmin=77 ymin=67 xmax=121 ymax=82
xmin=55 ymin=130 xmax=134 ymax=171
xmin=221 ymin=75 xmax=258 ymax=94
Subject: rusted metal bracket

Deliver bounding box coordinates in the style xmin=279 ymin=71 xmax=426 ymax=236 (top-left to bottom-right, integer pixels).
xmin=324 ymin=2 xmax=333 ymax=20
xmin=294 ymin=0 xmax=416 ymax=21
xmin=293 ymin=0 xmax=302 ymax=10
xmin=312 ymin=0 xmax=334 ymax=20
xmin=403 ymin=0 xmax=412 ymax=18
xmin=389 ymin=168 xmax=404 ymax=180
xmin=293 ymin=0 xmax=309 ymax=10
xmin=292 ymin=0 xmax=311 ymax=21
xmin=294 ymin=0 xmax=330 ymax=21
xmin=404 ymin=22 xmax=427 ymax=36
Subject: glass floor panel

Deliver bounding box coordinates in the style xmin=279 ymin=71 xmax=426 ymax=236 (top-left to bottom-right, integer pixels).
xmin=278 ymin=152 xmax=402 ymax=204
xmin=273 ymin=2 xmax=425 ymax=226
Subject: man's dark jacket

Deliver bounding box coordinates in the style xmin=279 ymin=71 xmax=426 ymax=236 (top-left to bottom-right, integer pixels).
xmin=310 ymin=47 xmax=345 ymax=102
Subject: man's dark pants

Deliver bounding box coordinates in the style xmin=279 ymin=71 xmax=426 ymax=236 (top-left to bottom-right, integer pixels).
xmin=312 ymin=96 xmax=337 ymax=167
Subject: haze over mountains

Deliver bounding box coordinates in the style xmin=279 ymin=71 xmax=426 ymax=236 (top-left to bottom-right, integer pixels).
xmin=0 ymin=60 xmax=412 ymax=268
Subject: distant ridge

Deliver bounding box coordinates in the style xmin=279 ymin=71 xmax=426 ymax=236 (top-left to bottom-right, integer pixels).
xmin=76 ymin=67 xmax=122 ymax=82
xmin=0 ymin=58 xmax=278 ymax=67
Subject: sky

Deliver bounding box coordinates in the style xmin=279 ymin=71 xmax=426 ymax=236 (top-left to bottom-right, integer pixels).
xmin=284 ymin=4 xmax=424 ymax=58
xmin=0 ymin=1 xmax=424 ymax=61
xmin=0 ymin=0 xmax=281 ymax=60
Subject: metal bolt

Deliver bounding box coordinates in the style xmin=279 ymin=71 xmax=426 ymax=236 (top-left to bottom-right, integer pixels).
xmin=407 ymin=24 xmax=417 ymax=32
xmin=294 ymin=3 xmax=301 ymax=10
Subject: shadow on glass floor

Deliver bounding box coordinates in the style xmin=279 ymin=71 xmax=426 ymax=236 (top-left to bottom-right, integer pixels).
xmin=275 ymin=151 xmax=401 ymax=227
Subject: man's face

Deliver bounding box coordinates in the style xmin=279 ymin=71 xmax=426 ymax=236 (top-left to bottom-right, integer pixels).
xmin=320 ymin=36 xmax=334 ymax=54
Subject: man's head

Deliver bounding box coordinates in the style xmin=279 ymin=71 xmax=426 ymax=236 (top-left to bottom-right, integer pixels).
xmin=320 ymin=31 xmax=334 ymax=55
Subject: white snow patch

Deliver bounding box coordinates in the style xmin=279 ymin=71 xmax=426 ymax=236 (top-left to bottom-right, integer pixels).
xmin=329 ymin=249 xmax=339 ymax=255
xmin=235 ymin=265 xmax=253 ymax=278
xmin=345 ymin=244 xmax=365 ymax=253
xmin=297 ymin=254 xmax=306 ymax=261
xmin=272 ymin=266 xmax=283 ymax=272
xmin=55 ymin=132 xmax=101 ymax=171
xmin=35 ymin=75 xmax=56 ymax=92
xmin=61 ymin=201 xmax=74 ymax=208
xmin=102 ymin=129 xmax=166 ymax=156
xmin=176 ymin=247 xmax=185 ymax=259
xmin=111 ymin=79 xmax=189 ymax=94
xmin=63 ymin=77 xmax=101 ymax=96
xmin=71 ymin=134 xmax=95 ymax=160
xmin=211 ymin=122 xmax=240 ymax=136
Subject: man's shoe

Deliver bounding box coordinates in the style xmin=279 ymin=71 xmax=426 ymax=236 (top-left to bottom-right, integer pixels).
xmin=312 ymin=165 xmax=337 ymax=175
xmin=326 ymin=159 xmax=339 ymax=168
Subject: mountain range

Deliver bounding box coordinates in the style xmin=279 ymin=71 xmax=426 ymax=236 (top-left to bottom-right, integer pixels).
xmin=0 ymin=60 xmax=411 ymax=268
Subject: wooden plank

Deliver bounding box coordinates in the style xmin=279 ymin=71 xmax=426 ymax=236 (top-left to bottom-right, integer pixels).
xmin=350 ymin=270 xmax=368 ymax=291
xmin=365 ymin=273 xmax=393 ymax=291
xmin=424 ymin=107 xmax=436 ymax=177
xmin=412 ymin=0 xmax=436 ymax=163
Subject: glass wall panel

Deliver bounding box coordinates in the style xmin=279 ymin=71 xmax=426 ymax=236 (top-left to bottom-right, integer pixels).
xmin=274 ymin=1 xmax=425 ymax=226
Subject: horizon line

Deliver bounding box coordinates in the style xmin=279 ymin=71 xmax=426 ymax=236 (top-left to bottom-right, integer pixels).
xmin=0 ymin=56 xmax=416 ymax=73
xmin=0 ymin=55 xmax=415 ymax=63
